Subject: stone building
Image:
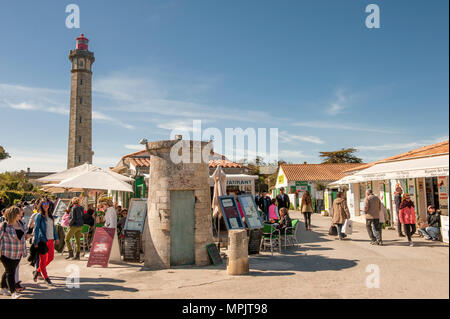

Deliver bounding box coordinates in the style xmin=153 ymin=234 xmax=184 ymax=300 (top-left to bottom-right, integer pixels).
xmin=142 ymin=139 xmax=214 ymax=268
xmin=67 ymin=34 xmax=95 ymax=168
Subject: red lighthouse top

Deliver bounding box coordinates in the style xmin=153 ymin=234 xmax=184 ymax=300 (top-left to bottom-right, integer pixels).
xmin=75 ymin=33 xmax=89 ymax=51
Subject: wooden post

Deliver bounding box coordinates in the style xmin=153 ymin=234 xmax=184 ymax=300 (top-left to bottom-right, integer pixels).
xmin=227 ymin=229 xmax=249 ymax=275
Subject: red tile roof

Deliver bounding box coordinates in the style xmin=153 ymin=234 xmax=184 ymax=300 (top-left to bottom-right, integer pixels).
xmin=345 ymin=140 xmax=449 ymax=173
xmin=281 ymin=163 xmax=364 ymax=181
xmin=209 ymin=160 xmax=243 ymax=168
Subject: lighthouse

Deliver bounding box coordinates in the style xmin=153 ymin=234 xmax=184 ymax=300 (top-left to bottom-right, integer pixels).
xmin=67 ymin=34 xmax=95 ymax=168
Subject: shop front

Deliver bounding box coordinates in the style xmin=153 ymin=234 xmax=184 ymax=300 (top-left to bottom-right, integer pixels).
xmin=209 ymin=174 xmax=257 ymax=195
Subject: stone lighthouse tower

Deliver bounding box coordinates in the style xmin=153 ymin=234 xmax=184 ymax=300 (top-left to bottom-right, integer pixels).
xmin=67 ymin=34 xmax=95 ymax=168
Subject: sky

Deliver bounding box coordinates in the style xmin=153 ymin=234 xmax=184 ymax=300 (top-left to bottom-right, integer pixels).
xmin=0 ymin=0 xmax=449 ymax=172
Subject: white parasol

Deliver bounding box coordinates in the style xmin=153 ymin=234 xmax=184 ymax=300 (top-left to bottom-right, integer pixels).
xmin=37 ymin=163 xmax=134 ymax=184
xmin=212 ymin=166 xmax=227 ymax=218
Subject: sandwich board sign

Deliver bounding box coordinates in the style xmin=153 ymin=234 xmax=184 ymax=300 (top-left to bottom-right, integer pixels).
xmin=87 ymin=227 xmax=117 ymax=267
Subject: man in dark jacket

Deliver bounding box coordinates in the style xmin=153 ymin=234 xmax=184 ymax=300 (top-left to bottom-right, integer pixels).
xmin=394 ymin=186 xmax=405 ymax=237
xmin=418 ymin=205 xmax=441 ymax=241
xmin=258 ymin=192 xmax=271 ymax=222
xmin=276 ymin=187 xmax=290 ymax=210
xmin=64 ymin=198 xmax=84 ymax=260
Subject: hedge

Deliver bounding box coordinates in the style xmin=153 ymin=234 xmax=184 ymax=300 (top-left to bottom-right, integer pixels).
xmin=0 ymin=190 xmax=37 ymax=207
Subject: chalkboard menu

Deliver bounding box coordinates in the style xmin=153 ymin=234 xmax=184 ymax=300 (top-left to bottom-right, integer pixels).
xmin=248 ymin=229 xmax=263 ymax=255
xmin=238 ymin=194 xmax=264 ymax=229
xmin=123 ymin=230 xmax=141 ymax=262
xmin=53 ymin=199 xmax=70 ymax=224
xmin=206 ymin=243 xmax=222 ymax=265
xmin=218 ymin=196 xmax=245 ymax=230
xmin=124 ymin=198 xmax=147 ymax=232
xmin=87 ymin=227 xmax=116 ymax=268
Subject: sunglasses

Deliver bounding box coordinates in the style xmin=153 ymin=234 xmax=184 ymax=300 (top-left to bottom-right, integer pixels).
xmin=42 ymin=201 xmax=50 ymax=206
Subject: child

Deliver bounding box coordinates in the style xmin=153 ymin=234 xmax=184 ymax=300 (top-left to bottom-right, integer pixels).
xmin=268 ymin=198 xmax=279 ymax=222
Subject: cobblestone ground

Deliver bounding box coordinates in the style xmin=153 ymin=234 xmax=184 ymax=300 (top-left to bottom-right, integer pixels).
xmin=1 ymin=212 xmax=448 ymax=299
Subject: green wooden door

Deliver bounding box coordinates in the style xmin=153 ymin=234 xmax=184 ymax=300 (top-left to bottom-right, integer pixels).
xmin=170 ymin=190 xmax=195 ymax=266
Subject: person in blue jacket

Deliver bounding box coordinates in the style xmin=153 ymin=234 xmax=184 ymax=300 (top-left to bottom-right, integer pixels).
xmin=32 ymin=198 xmax=59 ymax=286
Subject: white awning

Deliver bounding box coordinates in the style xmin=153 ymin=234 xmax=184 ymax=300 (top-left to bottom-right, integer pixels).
xmin=329 ymin=174 xmax=366 ymax=186
xmin=353 ymin=155 xmax=449 ymax=181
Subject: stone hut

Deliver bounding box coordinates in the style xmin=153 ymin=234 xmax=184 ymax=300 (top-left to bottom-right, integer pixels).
xmin=143 ymin=138 xmax=214 ymax=269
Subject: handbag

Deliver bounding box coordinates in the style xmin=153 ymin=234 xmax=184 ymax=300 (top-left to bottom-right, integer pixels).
xmin=328 ymin=225 xmax=338 ymax=236
xmin=342 ymin=219 xmax=353 ymax=235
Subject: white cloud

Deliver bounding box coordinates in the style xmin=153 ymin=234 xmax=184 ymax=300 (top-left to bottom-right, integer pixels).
xmin=279 ymin=131 xmax=325 ymax=145
xmin=124 ymin=144 xmax=145 ymax=151
xmin=326 ymin=89 xmax=348 ymax=115
xmin=92 ymin=73 xmax=279 ymax=125
xmin=356 ymin=136 xmax=449 ymax=152
xmin=0 ymin=83 xmax=133 ymax=129
xmin=294 ymin=121 xmax=398 ymax=134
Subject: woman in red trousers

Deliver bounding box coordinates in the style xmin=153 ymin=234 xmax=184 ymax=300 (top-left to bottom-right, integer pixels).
xmin=32 ymin=198 xmax=59 ymax=285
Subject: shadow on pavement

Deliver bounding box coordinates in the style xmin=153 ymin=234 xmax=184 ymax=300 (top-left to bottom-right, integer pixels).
xmin=20 ymin=276 xmax=138 ymax=299
xmin=250 ymin=253 xmax=358 ymax=273
xmin=248 ymin=271 xmax=296 ymax=276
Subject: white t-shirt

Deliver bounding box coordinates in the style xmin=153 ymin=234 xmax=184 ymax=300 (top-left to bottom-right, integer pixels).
xmin=46 ymin=217 xmax=54 ymax=240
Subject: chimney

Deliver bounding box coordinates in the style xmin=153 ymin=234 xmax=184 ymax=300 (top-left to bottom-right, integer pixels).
xmin=303 ymin=161 xmax=307 ymax=165
xmin=27 ymin=167 xmax=30 ymax=173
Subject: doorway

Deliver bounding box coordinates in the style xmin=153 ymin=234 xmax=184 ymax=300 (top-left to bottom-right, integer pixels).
xmin=170 ymin=190 xmax=195 ymax=266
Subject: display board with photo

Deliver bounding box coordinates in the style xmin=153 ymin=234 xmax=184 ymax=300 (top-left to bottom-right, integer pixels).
xmin=218 ymin=195 xmax=245 ymax=230
xmin=53 ymin=199 xmax=70 ymax=224
xmin=124 ymin=198 xmax=148 ymax=232
xmin=238 ymin=194 xmax=264 ymax=229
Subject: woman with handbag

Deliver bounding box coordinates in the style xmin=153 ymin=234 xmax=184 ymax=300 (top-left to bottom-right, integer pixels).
xmin=399 ymin=194 xmax=417 ymax=247
xmin=331 ymin=192 xmax=351 ymax=240
xmin=32 ymin=198 xmax=59 ymax=285
xmin=0 ymin=206 xmax=28 ymax=299
xmin=300 ymin=190 xmax=314 ymax=231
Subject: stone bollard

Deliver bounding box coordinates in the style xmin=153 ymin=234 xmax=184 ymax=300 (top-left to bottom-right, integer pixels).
xmin=227 ymin=229 xmax=249 ymax=275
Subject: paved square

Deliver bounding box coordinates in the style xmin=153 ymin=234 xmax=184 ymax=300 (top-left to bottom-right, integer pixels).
xmin=1 ymin=213 xmax=448 ymax=299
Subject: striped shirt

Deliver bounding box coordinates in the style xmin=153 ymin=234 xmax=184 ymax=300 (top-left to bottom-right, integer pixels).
xmin=0 ymin=222 xmax=28 ymax=260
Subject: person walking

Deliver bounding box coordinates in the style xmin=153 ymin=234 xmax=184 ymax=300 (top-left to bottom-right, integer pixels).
xmin=33 ymin=198 xmax=59 ymax=285
xmin=300 ymin=190 xmax=314 ymax=231
xmin=399 ymin=194 xmax=417 ymax=247
xmin=276 ymin=187 xmax=290 ymax=210
xmin=64 ymin=197 xmax=84 ymax=260
xmin=258 ymin=192 xmax=271 ymax=222
xmin=332 ymin=192 xmax=351 ymax=240
xmin=362 ymin=189 xmax=382 ymax=245
xmin=394 ymin=185 xmax=405 ymax=237
xmin=0 ymin=206 xmax=28 ymax=299
xmin=418 ymin=205 xmax=441 ymax=241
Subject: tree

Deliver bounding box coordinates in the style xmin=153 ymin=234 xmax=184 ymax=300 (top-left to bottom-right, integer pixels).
xmin=319 ymin=148 xmax=363 ymax=164
xmin=0 ymin=145 xmax=10 ymax=161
